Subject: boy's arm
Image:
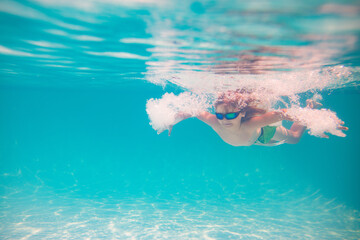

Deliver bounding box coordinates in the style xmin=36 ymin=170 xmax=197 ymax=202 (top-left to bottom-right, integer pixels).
xmin=168 ymin=111 xmax=217 ymax=136
xmin=167 ymin=112 xmax=191 ymax=136
xmin=196 ymin=111 xmax=218 ymax=126
xmin=244 ymin=109 xmax=289 ymax=129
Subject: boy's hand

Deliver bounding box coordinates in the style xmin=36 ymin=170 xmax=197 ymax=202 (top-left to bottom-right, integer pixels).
xmin=168 ymin=125 xmax=173 ymax=136
xmin=306 ymin=99 xmax=322 ymax=109
xmin=337 ymin=120 xmax=349 ymax=131
xmin=320 ymin=134 xmax=329 ymax=138
xmin=320 ymin=120 xmax=348 ymax=138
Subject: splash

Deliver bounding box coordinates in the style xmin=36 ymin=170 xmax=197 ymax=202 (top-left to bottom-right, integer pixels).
xmin=145 ymin=66 xmax=354 ymax=138
xmin=146 ymin=92 xmax=212 ymax=134
xmin=146 ymin=66 xmax=356 ymax=94
xmin=285 ymin=107 xmax=346 ymax=137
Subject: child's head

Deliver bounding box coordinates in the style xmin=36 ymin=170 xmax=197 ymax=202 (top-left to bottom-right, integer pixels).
xmin=214 ymin=90 xmax=248 ymax=112
xmin=214 ymin=89 xmax=266 ymax=126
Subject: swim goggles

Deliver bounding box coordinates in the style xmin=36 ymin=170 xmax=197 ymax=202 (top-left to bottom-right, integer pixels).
xmin=215 ymin=111 xmax=240 ymax=120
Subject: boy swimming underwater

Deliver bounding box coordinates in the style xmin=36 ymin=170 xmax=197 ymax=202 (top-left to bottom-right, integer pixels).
xmin=165 ymin=90 xmax=348 ymax=146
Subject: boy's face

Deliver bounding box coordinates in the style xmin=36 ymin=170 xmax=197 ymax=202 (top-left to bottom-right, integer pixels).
xmin=215 ymin=103 xmax=245 ymax=128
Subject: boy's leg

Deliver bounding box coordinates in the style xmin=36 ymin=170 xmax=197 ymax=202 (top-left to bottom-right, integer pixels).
xmin=289 ymin=122 xmax=307 ymax=143
xmin=272 ymin=125 xmax=305 ymax=144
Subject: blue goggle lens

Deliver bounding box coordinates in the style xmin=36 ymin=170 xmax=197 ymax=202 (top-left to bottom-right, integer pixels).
xmin=215 ymin=113 xmax=224 ymax=120
xmin=225 ymin=112 xmax=237 ymax=119
xmin=215 ymin=112 xmax=240 ymax=120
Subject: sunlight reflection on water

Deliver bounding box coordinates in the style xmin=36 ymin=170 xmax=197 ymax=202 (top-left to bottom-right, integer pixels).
xmin=1 ymin=186 xmax=359 ymax=239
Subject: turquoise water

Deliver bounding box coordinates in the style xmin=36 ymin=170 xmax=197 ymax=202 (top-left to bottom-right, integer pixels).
xmin=1 ymin=0 xmax=360 ymax=239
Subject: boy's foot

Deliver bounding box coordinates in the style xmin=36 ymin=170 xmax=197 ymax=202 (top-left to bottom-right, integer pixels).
xmin=306 ymin=99 xmax=322 ymax=109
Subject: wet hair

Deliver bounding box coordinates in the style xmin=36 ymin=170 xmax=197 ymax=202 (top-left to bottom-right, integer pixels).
xmin=214 ymin=89 xmax=266 ymax=122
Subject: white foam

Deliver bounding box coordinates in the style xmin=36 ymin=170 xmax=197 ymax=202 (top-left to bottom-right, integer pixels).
xmin=146 ymin=92 xmax=212 ymax=134
xmin=285 ymin=107 xmax=346 ymax=137
xmin=146 ymin=66 xmax=357 ymax=94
